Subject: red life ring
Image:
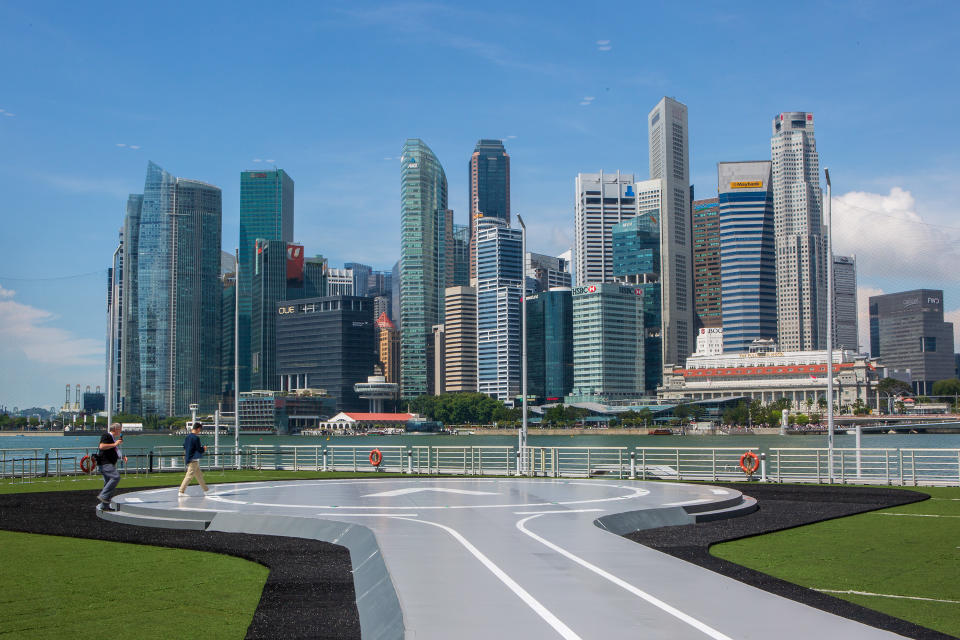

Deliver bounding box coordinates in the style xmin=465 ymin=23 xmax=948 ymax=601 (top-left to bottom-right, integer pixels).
xmin=739 ymin=451 xmax=760 ymax=475
xmin=80 ymin=455 xmax=97 ymax=474
xmin=369 ymin=449 xmax=383 ymax=467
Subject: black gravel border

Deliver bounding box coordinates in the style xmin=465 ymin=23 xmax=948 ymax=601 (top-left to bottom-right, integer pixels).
xmin=0 ymin=488 xmax=361 ymax=639
xmin=624 ymin=483 xmax=958 ymax=640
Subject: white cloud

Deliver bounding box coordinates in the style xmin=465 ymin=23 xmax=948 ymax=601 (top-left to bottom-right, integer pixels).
xmin=597 ymin=46 xmax=612 ymax=51
xmin=129 ymin=145 xmax=140 ymax=150
xmin=3 ymin=112 xmax=14 ymax=117
xmin=252 ymin=158 xmax=262 ymax=163
xmin=833 ymin=187 xmax=960 ymax=283
xmin=596 ymin=40 xmax=610 ymax=45
xmin=579 ymin=101 xmax=592 ymax=106
xmin=115 ymin=143 xmax=126 ymax=147
xmin=0 ymin=293 xmax=103 ymax=366
xmin=265 ymin=159 xmax=275 ymax=163
xmin=506 ymin=135 xmax=517 ymax=139
xmin=943 ymin=308 xmax=960 ymax=351
xmin=583 ymin=96 xmax=595 ymax=101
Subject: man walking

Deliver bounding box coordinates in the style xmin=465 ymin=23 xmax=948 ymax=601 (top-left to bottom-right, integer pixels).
xmin=179 ymin=421 xmax=209 ymax=496
xmin=97 ymin=423 xmax=126 ymax=510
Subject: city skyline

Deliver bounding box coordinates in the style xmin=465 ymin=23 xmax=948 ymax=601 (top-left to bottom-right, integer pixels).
xmin=3 ymin=3 xmax=960 ymax=408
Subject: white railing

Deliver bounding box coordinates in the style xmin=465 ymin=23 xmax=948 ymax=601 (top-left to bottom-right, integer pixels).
xmin=2 ymin=445 xmax=958 ymax=486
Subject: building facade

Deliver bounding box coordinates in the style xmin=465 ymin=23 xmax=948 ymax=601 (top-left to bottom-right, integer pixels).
xmin=527 ymin=252 xmax=572 ymax=293
xmin=649 ymin=96 xmax=694 ymax=366
xmin=771 ymin=112 xmax=827 ymax=351
xmin=527 ymin=288 xmax=574 ymax=402
xmin=106 ymin=229 xmax=123 ymax=414
xmin=469 ymin=139 xmax=510 ymax=280
xmin=327 ymin=268 xmax=355 ymax=296
xmin=717 ymin=161 xmax=777 ymax=353
xmin=692 ymin=198 xmax=721 ymax=329
xmin=120 ymin=194 xmax=143 ymax=415
xmin=869 ymin=290 xmax=955 ymax=395
xmin=400 ymin=139 xmax=450 ymax=399
xmin=250 ymin=240 xmax=293 ymax=391
xmin=377 ymin=312 xmax=400 ymax=384
xmin=833 ymin=255 xmax=859 ymax=351
xmin=443 ymin=286 xmax=477 ymax=393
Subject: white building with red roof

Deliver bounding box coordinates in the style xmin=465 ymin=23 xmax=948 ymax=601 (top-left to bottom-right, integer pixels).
xmin=318 ymin=412 xmax=416 ymax=434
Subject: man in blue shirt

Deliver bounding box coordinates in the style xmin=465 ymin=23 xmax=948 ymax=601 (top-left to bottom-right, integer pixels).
xmin=179 ymin=421 xmax=209 ymax=496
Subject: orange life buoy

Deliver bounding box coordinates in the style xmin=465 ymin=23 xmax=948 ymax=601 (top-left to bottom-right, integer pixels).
xmin=739 ymin=451 xmax=760 ymax=475
xmin=80 ymin=455 xmax=97 ymax=474
xmin=369 ymin=448 xmax=383 ymax=467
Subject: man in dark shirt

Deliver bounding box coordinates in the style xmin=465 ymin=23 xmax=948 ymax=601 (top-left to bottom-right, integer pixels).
xmin=97 ymin=423 xmax=126 ymax=509
xmin=179 ymin=421 xmax=209 ymax=496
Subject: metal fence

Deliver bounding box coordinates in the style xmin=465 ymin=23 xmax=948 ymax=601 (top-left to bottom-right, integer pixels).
xmin=2 ymin=445 xmax=958 ymax=486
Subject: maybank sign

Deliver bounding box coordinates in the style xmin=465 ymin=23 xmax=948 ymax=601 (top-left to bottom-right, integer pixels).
xmin=730 ymin=180 xmax=763 ymax=189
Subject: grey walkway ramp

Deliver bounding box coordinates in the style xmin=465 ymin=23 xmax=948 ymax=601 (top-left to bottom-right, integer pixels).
xmin=110 ymin=478 xmax=909 ymax=640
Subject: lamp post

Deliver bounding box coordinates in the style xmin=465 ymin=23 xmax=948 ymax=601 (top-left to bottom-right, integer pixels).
xmin=517 ymin=215 xmax=528 ymax=475
xmin=825 ymin=168 xmax=835 ymax=482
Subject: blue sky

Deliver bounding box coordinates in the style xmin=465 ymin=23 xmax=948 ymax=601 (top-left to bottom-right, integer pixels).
xmin=2 ymin=1 xmax=959 ymax=410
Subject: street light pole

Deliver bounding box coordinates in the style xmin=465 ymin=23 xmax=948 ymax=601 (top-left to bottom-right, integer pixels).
xmin=518 ymin=215 xmax=528 ymax=475
xmin=825 ymin=168 xmax=835 ymax=482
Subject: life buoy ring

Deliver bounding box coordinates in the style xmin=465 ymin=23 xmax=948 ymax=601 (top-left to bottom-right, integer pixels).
xmin=369 ymin=449 xmax=383 ymax=467
xmin=80 ymin=455 xmax=97 ymax=474
xmin=739 ymin=451 xmax=760 ymax=475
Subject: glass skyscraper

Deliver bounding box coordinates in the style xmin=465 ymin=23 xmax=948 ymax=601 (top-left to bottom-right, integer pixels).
xmin=120 ymin=194 xmax=143 ymax=415
xmin=239 ymin=169 xmax=294 ymax=391
xmin=527 ymin=289 xmax=573 ymax=402
xmin=692 ymin=198 xmax=721 ymax=329
xmin=400 ymin=139 xmax=450 ymax=399
xmin=135 ymin=162 xmax=222 ymax=415
xmin=469 ymin=139 xmax=510 ymax=280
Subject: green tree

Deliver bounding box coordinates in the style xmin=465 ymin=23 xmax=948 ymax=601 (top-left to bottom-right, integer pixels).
xmin=637 ymin=408 xmax=654 ymax=427
xmin=931 ymin=378 xmax=960 ymax=397
xmin=877 ymin=377 xmax=913 ymax=413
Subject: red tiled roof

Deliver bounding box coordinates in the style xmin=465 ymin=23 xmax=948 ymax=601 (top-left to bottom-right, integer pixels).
xmin=343 ymin=413 xmax=412 ymax=421
xmin=376 ymin=312 xmax=396 ymax=329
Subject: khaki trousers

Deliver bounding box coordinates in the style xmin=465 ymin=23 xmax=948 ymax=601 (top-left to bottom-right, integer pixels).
xmin=179 ymin=460 xmax=208 ymax=493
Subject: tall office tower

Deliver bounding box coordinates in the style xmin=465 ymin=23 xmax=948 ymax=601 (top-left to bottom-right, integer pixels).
xmin=136 ymin=162 xmax=222 ymax=415
xmin=400 ymin=138 xmax=450 ymax=399
xmin=433 ymin=324 xmax=446 ymax=395
xmin=527 ymin=252 xmax=572 ymax=293
xmin=345 ymin=263 xmax=372 ymax=296
xmin=327 ymin=268 xmax=354 ymax=296
xmin=444 ymin=286 xmax=477 ymax=392
xmin=275 ymin=296 xmax=375 ymax=412
xmin=120 ymin=194 xmax=143 ymax=415
xmin=526 ymin=288 xmax=573 ymax=402
xmin=250 ymin=239 xmax=291 ymax=391
xmin=612 ymin=215 xmax=662 ymax=392
xmin=367 ymin=270 xmax=392 ymax=297
xmin=575 ymin=171 xmax=662 ymax=286
xmin=106 ymin=229 xmax=123 ymax=413
xmin=692 ymin=198 xmax=721 ymax=328
xmin=377 ymin=312 xmax=400 ymax=384
xmin=771 ymin=111 xmax=826 ymax=351
xmin=571 ymin=283 xmax=644 ymax=401
xmin=833 ymin=255 xmax=859 ymax=351
xmin=869 ymin=290 xmax=955 ymax=395
xmin=391 ymin=260 xmax=401 ymax=329
xmin=221 ymin=271 xmax=236 ymax=410
xmin=717 ymin=162 xmax=777 ymax=353
xmin=476 ymin=220 xmax=523 ymax=401
xmin=453 ymin=224 xmax=471 ymax=287
xmin=469 ymin=139 xmax=510 ymax=280
xmin=239 ymin=169 xmax=294 ymax=392
xmin=649 ymin=97 xmax=694 ymax=367
xmin=373 ymin=296 xmax=391 ymax=324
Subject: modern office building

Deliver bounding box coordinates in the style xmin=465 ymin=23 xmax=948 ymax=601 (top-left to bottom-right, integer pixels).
xmin=345 ymin=263 xmax=372 ymax=297
xmin=432 ymin=324 xmax=446 ymax=395
xmin=377 ymin=312 xmax=400 ymax=385
xmin=476 ymin=220 xmax=523 ymax=401
xmin=453 ymin=223 xmax=471 ymax=287
xmin=469 ymin=139 xmax=510 ymax=280
xmin=220 ymin=270 xmax=236 ymax=410
xmin=574 ymin=171 xmax=662 ymax=286
xmin=120 ymin=194 xmax=143 ymax=416
xmin=391 ymin=260 xmax=401 ymax=329
xmin=327 ymin=268 xmax=354 ymax=296
xmin=692 ymin=198 xmax=721 ymax=329
xmin=443 ymin=286 xmax=477 ymax=393
xmin=527 ymin=288 xmax=573 ymax=402
xmin=869 ymin=290 xmax=955 ymax=395
xmin=833 ymin=255 xmax=859 ymax=351
xmin=771 ymin=111 xmax=827 ymax=351
xmin=717 ymin=161 xmax=777 ymax=353
xmin=250 ymin=240 xmax=289 ymax=391
xmin=133 ymin=162 xmax=222 ymax=415
xmin=400 ymin=138 xmax=450 ymax=399
xmin=275 ymin=296 xmax=376 ymax=412
xmin=527 ymin=252 xmax=572 ymax=293
xmin=649 ymin=96 xmax=694 ymax=366
xmin=571 ymin=283 xmax=645 ymax=401
xmin=106 ymin=229 xmax=123 ymax=414
xmin=239 ymin=169 xmax=294 ymax=392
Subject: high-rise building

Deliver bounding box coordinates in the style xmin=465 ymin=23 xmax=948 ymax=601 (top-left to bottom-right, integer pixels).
xmin=220 ymin=270 xmax=236 ymax=410
xmin=771 ymin=112 xmax=827 ymax=351
xmin=692 ymin=198 xmax=721 ymax=329
xmin=476 ymin=220 xmax=523 ymax=401
xmin=574 ymin=171 xmax=662 ymax=286
xmin=391 ymin=260 xmax=401 ymax=329
xmin=345 ymin=263 xmax=372 ymax=297
xmin=527 ymin=252 xmax=572 ymax=293
xmin=239 ymin=169 xmax=294 ymax=392
xmin=135 ymin=162 xmax=222 ymax=415
xmin=120 ymin=194 xmax=143 ymax=416
xmin=869 ymin=290 xmax=954 ymax=395
xmin=443 ymin=286 xmax=477 ymax=393
xmin=327 ymin=268 xmax=354 ymax=296
xmin=649 ymin=96 xmax=693 ymax=366
xmin=833 ymin=255 xmax=859 ymax=352
xmin=452 ymin=223 xmax=471 ymax=287
xmin=275 ymin=296 xmax=376 ymax=412
xmin=250 ymin=240 xmax=289 ymax=391
xmin=469 ymin=139 xmax=510 ymax=280
xmin=527 ymin=288 xmax=573 ymax=402
xmin=400 ymin=139 xmax=450 ymax=399
xmin=106 ymin=229 xmax=123 ymax=414
xmin=433 ymin=324 xmax=446 ymax=395
xmin=571 ymin=283 xmax=645 ymax=401
xmin=376 ymin=312 xmax=400 ymax=385
xmin=717 ymin=161 xmax=777 ymax=353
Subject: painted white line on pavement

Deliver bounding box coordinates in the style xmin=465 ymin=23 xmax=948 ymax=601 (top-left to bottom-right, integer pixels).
xmin=513 ymin=509 xmax=604 ymax=515
xmin=816 ymin=589 xmax=960 ymax=604
xmin=873 ymin=513 xmax=960 ymax=518
xmin=397 ymin=517 xmax=582 ymax=640
xmin=516 ymin=514 xmax=735 ymax=640
xmin=663 ymin=498 xmax=712 ymax=507
xmin=315 ymin=512 xmax=418 ymax=517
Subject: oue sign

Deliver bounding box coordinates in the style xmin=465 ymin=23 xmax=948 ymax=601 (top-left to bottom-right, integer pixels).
xmin=278 ymin=306 xmax=296 ymax=314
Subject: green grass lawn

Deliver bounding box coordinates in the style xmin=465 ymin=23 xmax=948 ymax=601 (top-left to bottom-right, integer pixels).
xmin=711 ymin=485 xmax=960 ymax=637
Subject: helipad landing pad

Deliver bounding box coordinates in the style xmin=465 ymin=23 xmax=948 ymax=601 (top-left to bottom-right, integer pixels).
xmin=110 ymin=479 xmax=906 ymax=640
